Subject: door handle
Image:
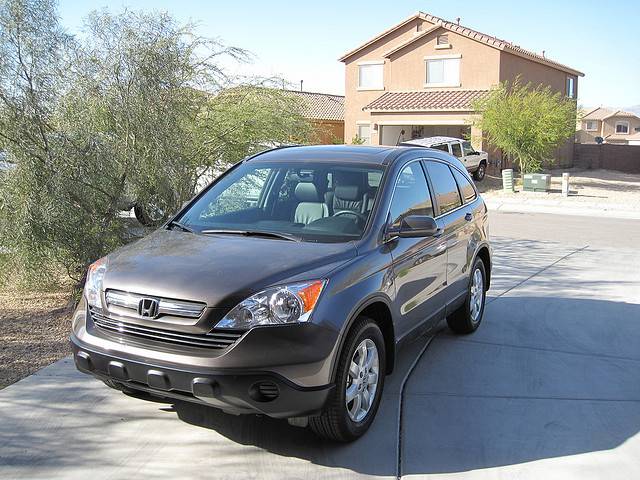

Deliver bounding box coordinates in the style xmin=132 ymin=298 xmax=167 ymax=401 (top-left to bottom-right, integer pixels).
xmin=465 ymin=212 xmax=473 ymax=222
xmin=435 ymin=242 xmax=447 ymax=252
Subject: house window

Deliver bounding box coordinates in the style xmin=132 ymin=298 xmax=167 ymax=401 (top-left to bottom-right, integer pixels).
xmin=566 ymin=77 xmax=575 ymax=99
xmin=585 ymin=120 xmax=597 ymax=131
xmin=437 ymin=34 xmax=449 ymax=45
xmin=357 ymin=123 xmax=371 ymax=144
xmin=615 ymin=121 xmax=629 ymax=134
xmin=358 ymin=62 xmax=383 ymax=90
xmin=425 ymin=56 xmax=460 ymax=87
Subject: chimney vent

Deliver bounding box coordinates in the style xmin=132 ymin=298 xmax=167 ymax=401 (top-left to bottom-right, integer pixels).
xmin=456 ymin=17 xmax=460 ymax=25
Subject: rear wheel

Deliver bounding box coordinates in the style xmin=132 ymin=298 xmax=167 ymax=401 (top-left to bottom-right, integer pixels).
xmin=309 ymin=317 xmax=385 ymax=442
xmin=473 ymin=162 xmax=486 ymax=181
xmin=447 ymin=257 xmax=487 ymax=334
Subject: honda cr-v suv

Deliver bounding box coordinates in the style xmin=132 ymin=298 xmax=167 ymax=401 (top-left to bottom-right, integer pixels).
xmin=71 ymin=145 xmax=491 ymax=441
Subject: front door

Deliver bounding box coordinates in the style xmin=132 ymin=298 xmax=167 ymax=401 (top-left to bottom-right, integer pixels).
xmin=388 ymin=162 xmax=448 ymax=340
xmin=423 ymin=160 xmax=469 ymax=301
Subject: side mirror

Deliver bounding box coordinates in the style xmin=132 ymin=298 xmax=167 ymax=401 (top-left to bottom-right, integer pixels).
xmin=387 ymin=215 xmax=441 ymax=239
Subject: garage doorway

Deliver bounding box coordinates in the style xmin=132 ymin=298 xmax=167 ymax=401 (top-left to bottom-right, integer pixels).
xmin=380 ymin=125 xmax=471 ymax=146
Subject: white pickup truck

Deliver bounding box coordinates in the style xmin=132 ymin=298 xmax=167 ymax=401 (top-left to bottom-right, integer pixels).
xmin=400 ymin=136 xmax=488 ymax=181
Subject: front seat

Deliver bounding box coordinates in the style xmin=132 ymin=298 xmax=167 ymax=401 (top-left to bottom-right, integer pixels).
xmin=294 ymin=182 xmax=329 ymax=225
xmin=327 ymin=171 xmax=370 ymax=215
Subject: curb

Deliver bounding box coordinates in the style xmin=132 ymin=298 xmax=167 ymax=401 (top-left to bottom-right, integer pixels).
xmin=485 ymin=199 xmax=640 ymax=220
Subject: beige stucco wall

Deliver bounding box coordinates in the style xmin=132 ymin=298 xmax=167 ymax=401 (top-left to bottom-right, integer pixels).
xmin=344 ymin=19 xmax=502 ymax=144
xmin=577 ymin=119 xmax=602 ymax=143
xmin=499 ymin=51 xmax=579 ymax=165
xmin=577 ymin=116 xmax=640 ymax=144
xmin=386 ymin=30 xmax=501 ymax=91
xmin=343 ymin=16 xmax=581 ymax=167
xmin=499 ymin=51 xmax=578 ymax=96
xmin=343 ymin=18 xmax=421 ymax=144
xmin=601 ymin=116 xmax=640 ymax=138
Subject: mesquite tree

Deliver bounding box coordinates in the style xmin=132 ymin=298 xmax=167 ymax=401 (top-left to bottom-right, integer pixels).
xmin=0 ymin=0 xmax=312 ymax=288
xmin=472 ymin=79 xmax=577 ymax=174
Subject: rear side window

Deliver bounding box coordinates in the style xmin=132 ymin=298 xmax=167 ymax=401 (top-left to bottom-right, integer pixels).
xmin=450 ymin=142 xmax=462 ymax=158
xmin=424 ymin=161 xmax=462 ymax=215
xmin=451 ymin=168 xmax=476 ymax=204
xmin=431 ymin=144 xmax=449 ymax=153
xmin=389 ymin=163 xmax=434 ymax=226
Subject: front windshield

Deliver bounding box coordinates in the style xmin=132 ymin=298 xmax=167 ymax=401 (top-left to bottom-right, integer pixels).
xmin=178 ymin=161 xmax=385 ymax=243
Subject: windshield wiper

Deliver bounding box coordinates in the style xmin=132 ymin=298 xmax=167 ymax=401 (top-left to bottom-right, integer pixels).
xmin=166 ymin=220 xmax=195 ymax=233
xmin=200 ymin=229 xmax=300 ymax=242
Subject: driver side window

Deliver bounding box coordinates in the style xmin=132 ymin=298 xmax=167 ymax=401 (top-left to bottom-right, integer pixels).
xmin=389 ymin=163 xmax=434 ymax=227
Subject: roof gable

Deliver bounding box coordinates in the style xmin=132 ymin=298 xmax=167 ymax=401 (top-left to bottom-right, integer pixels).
xmin=338 ymin=12 xmax=422 ymax=62
xmin=383 ymin=24 xmax=442 ymax=58
xmin=583 ymin=107 xmax=640 ymax=121
xmin=340 ymin=11 xmax=584 ymax=77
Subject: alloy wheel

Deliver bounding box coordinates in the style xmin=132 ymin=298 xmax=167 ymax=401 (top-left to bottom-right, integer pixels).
xmin=345 ymin=338 xmax=379 ymax=422
xmin=470 ymin=267 xmax=484 ymax=323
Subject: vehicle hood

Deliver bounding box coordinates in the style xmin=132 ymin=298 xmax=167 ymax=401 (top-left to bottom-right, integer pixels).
xmin=102 ymin=229 xmax=356 ymax=308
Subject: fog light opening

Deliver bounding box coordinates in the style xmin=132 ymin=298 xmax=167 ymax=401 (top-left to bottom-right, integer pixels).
xmin=248 ymin=381 xmax=279 ymax=402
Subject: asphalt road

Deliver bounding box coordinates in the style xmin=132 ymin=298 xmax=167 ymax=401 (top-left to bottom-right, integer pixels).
xmin=1 ymin=211 xmax=639 ymax=479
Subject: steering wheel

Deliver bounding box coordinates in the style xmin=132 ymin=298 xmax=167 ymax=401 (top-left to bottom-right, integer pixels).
xmin=333 ymin=210 xmax=367 ymax=225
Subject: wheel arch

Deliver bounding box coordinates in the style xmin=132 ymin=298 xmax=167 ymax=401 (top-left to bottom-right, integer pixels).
xmin=331 ymin=296 xmax=396 ymax=382
xmin=475 ymin=244 xmax=491 ymax=290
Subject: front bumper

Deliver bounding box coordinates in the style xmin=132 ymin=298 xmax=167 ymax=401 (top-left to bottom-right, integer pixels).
xmin=71 ymin=334 xmax=333 ymax=418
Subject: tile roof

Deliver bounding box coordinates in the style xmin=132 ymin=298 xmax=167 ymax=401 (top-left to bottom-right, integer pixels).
xmin=340 ymin=12 xmax=584 ymax=77
xmin=363 ymin=90 xmax=490 ymax=112
xmin=283 ymin=90 xmax=344 ymax=121
xmin=605 ymin=132 xmax=640 ymax=142
xmin=583 ymin=107 xmax=640 ymax=121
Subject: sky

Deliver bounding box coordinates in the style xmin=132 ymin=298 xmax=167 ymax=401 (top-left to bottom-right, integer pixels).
xmin=57 ymin=0 xmax=640 ymax=110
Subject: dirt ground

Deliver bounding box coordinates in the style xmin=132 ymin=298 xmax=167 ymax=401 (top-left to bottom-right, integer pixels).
xmin=0 ymin=287 xmax=72 ymax=389
xmin=479 ymin=168 xmax=640 ymax=209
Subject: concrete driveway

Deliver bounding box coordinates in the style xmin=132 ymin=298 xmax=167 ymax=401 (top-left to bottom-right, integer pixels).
xmin=1 ymin=212 xmax=639 ymax=479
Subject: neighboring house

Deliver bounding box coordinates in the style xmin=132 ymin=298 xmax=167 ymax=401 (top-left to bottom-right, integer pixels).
xmin=339 ymin=11 xmax=583 ymax=167
xmin=577 ymin=107 xmax=640 ymax=144
xmin=283 ymin=90 xmax=344 ymax=144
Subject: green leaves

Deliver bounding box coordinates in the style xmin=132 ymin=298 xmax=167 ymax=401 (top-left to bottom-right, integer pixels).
xmin=473 ymin=78 xmax=577 ymax=174
xmin=0 ymin=1 xmax=314 ymax=288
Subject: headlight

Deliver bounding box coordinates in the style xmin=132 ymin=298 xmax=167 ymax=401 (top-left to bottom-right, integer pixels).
xmin=85 ymin=257 xmax=108 ymax=308
xmin=215 ymin=280 xmax=326 ymax=330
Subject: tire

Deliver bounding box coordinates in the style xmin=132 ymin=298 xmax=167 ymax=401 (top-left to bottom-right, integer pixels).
xmin=447 ymin=257 xmax=487 ymax=334
xmin=473 ymin=161 xmax=487 ymax=181
xmin=309 ymin=317 xmax=386 ymax=442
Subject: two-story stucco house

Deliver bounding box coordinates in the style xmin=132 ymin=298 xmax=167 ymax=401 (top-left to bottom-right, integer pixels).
xmin=577 ymin=107 xmax=640 ymax=145
xmin=340 ymin=12 xmax=584 ymax=166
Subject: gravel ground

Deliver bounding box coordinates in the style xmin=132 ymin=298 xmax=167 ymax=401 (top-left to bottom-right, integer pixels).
xmin=0 ymin=288 xmax=71 ymax=389
xmin=479 ymin=168 xmax=640 ymax=209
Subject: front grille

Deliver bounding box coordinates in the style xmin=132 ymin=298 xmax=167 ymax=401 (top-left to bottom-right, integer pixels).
xmin=89 ymin=307 xmax=243 ymax=349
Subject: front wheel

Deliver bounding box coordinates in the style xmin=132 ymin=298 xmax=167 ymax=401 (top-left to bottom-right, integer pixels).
xmin=309 ymin=317 xmax=385 ymax=442
xmin=447 ymin=257 xmax=487 ymax=334
xmin=473 ymin=162 xmax=486 ymax=181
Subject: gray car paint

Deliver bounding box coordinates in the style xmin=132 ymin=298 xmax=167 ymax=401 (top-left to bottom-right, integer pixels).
xmin=71 ymin=144 xmax=491 ymax=416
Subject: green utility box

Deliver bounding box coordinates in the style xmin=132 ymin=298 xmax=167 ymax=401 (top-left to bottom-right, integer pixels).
xmin=523 ymin=173 xmax=551 ymax=192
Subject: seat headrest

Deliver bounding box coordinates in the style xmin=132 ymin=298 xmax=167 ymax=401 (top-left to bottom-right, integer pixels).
xmin=334 ymin=184 xmax=363 ymax=201
xmin=333 ymin=171 xmax=367 ymax=201
xmin=294 ymin=182 xmax=320 ymax=202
